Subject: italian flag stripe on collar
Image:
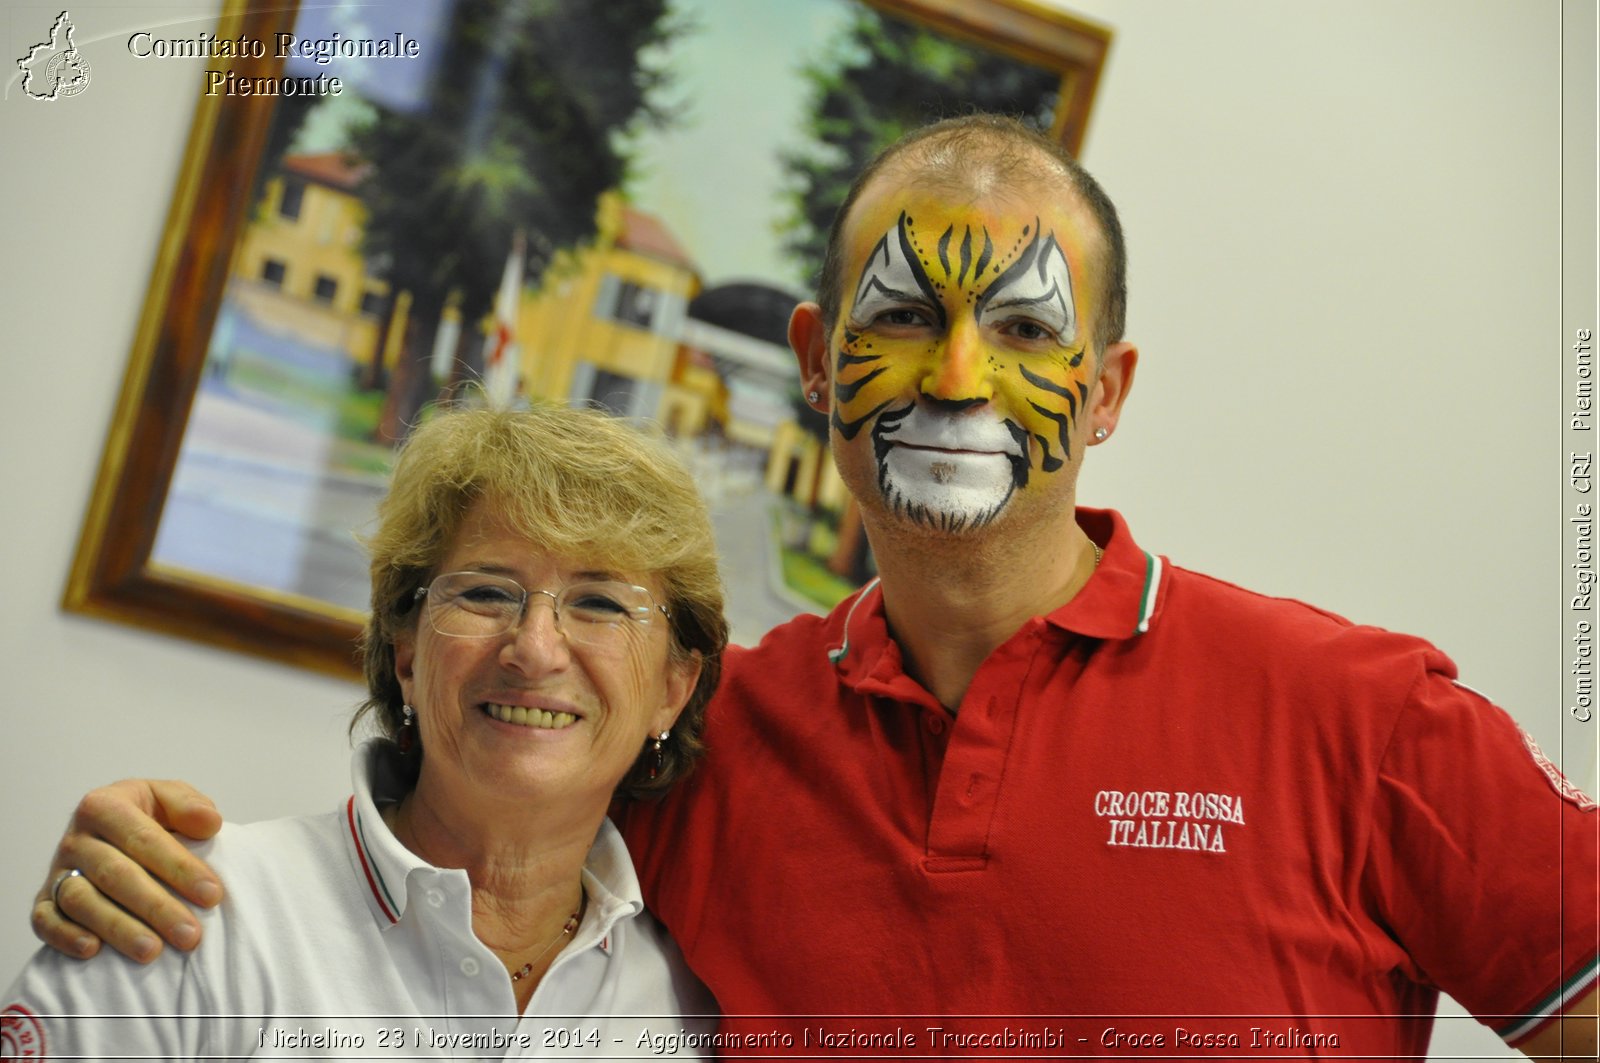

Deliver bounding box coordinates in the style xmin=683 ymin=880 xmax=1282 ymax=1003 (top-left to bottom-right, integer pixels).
xmin=346 ymin=797 xmax=399 ymax=924
xmin=1136 ymin=551 xmax=1162 ymax=635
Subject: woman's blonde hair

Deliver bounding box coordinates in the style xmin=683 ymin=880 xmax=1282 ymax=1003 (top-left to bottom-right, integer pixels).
xmin=354 ymin=403 xmax=727 ymax=799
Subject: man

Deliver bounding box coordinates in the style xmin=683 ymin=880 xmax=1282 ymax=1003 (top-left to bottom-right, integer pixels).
xmin=26 ymin=116 xmax=1598 ymax=1058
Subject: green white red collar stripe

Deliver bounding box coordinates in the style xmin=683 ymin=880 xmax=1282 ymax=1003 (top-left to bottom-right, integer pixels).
xmin=827 ymin=578 xmax=880 ymax=666
xmin=1494 ymin=955 xmax=1599 ymax=1044
xmin=346 ymin=796 xmax=400 ymax=924
xmin=1136 ymin=550 xmax=1162 ymax=634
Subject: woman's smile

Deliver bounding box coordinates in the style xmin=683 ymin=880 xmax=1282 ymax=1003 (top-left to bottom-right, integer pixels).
xmin=482 ymin=703 xmax=578 ymax=729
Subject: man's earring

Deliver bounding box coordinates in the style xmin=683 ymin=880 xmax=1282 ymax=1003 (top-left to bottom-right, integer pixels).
xmin=808 ymin=390 xmax=821 ymax=404
xmin=1094 ymin=427 xmax=1109 ymax=441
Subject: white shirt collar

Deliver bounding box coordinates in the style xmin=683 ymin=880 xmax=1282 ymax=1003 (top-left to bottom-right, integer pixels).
xmin=342 ymin=739 xmax=646 ymax=952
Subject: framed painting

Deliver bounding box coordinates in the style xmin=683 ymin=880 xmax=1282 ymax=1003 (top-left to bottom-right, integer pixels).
xmin=63 ymin=0 xmax=1112 ymax=677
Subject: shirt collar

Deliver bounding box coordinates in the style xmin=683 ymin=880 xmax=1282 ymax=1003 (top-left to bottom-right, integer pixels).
xmin=344 ymin=740 xmax=414 ymax=926
xmin=342 ymin=740 xmax=647 ymax=948
xmin=575 ymin=819 xmax=646 ymax=954
xmin=1046 ymin=508 xmax=1167 ymax=640
xmin=825 ymin=507 xmax=1167 ymax=695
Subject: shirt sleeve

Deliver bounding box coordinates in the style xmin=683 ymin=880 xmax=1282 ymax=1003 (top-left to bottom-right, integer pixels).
xmin=1360 ymin=668 xmax=1599 ymax=1045
xmin=1 ymin=941 xmax=248 ymax=1063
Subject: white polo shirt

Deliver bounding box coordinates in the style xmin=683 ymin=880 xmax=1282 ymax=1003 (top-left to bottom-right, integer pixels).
xmin=1 ymin=741 xmax=717 ymax=1059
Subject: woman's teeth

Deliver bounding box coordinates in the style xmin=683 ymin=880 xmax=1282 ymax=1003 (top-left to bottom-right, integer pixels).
xmin=485 ymin=704 xmax=576 ymax=729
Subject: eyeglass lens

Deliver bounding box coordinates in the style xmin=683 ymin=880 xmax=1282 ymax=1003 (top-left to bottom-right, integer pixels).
xmin=424 ymin=572 xmax=655 ymax=645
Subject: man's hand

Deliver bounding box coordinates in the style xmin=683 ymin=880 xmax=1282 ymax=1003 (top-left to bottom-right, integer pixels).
xmin=31 ymin=779 xmax=224 ymax=962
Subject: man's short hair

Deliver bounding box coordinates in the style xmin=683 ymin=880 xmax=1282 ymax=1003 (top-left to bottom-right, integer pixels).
xmin=815 ymin=113 xmax=1127 ymax=357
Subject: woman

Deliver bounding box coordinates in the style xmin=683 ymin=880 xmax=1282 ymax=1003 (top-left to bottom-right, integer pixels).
xmin=2 ymin=404 xmax=725 ymax=1058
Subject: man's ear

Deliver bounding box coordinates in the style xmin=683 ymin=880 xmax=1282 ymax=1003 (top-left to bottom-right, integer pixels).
xmin=1089 ymin=341 xmax=1138 ymax=440
xmin=789 ymin=301 xmax=831 ymax=412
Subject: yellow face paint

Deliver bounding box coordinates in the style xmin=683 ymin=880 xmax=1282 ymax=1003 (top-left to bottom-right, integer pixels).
xmin=829 ymin=195 xmax=1100 ymax=531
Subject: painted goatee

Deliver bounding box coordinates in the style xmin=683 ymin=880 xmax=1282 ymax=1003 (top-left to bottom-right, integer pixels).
xmin=871 ymin=405 xmax=1028 ymax=533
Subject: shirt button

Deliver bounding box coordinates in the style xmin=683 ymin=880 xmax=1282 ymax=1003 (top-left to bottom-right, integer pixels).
xmin=426 ymin=889 xmax=445 ymax=908
xmin=926 ymin=714 xmax=946 ymax=735
xmin=459 ymin=957 xmax=480 ymax=976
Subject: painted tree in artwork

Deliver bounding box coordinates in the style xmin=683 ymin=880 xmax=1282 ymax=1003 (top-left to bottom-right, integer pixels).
xmin=350 ymin=0 xmax=679 ymax=441
xmin=780 ymin=5 xmax=1062 ymax=290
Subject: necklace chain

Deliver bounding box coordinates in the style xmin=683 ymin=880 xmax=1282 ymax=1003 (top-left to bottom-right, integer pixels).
xmin=508 ymin=906 xmax=582 ymax=982
xmin=385 ymin=800 xmax=584 ymax=986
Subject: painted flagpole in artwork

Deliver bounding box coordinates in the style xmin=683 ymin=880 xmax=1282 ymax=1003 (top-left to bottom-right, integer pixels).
xmin=483 ymin=230 xmax=525 ymax=408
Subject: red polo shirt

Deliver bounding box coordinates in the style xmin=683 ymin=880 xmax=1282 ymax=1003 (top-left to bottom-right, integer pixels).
xmin=622 ymin=509 xmax=1597 ymax=1057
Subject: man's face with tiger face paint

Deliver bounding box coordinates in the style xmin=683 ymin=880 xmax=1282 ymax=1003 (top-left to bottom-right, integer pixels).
xmin=825 ymin=177 xmax=1106 ymax=535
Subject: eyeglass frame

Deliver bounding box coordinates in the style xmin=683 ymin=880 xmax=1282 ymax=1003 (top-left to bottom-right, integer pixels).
xmin=411 ymin=570 xmax=671 ymax=644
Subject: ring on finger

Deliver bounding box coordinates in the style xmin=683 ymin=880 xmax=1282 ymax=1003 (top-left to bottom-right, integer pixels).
xmin=50 ymin=868 xmax=84 ymax=911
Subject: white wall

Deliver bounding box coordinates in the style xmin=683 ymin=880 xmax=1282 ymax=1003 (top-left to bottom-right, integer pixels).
xmin=0 ymin=2 xmax=1588 ymax=1059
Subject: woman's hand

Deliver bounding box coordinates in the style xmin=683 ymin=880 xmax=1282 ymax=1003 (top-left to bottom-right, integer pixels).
xmin=31 ymin=779 xmax=225 ymax=962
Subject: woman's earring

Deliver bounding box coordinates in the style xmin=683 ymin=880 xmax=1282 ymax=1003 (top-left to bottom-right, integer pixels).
xmin=1094 ymin=427 xmax=1109 ymax=441
xmin=649 ymin=730 xmax=670 ymax=779
xmin=807 ymin=390 xmax=821 ymax=404
xmin=399 ymin=704 xmax=416 ymax=753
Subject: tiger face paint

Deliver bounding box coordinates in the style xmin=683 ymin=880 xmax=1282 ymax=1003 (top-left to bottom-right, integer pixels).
xmin=828 ymin=187 xmax=1102 ymax=533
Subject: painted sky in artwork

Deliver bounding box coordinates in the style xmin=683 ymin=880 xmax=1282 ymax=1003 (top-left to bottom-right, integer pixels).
xmin=620 ymin=0 xmax=857 ymax=293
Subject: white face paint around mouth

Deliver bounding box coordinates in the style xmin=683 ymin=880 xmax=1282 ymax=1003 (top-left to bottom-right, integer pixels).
xmin=484 ymin=703 xmax=578 ymax=729
xmin=875 ymin=406 xmax=1025 ymax=532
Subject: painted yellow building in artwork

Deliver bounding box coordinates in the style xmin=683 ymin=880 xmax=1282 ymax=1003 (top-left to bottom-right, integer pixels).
xmin=229 ymin=153 xmax=398 ymax=368
xmin=515 ymin=191 xmax=723 ymax=435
